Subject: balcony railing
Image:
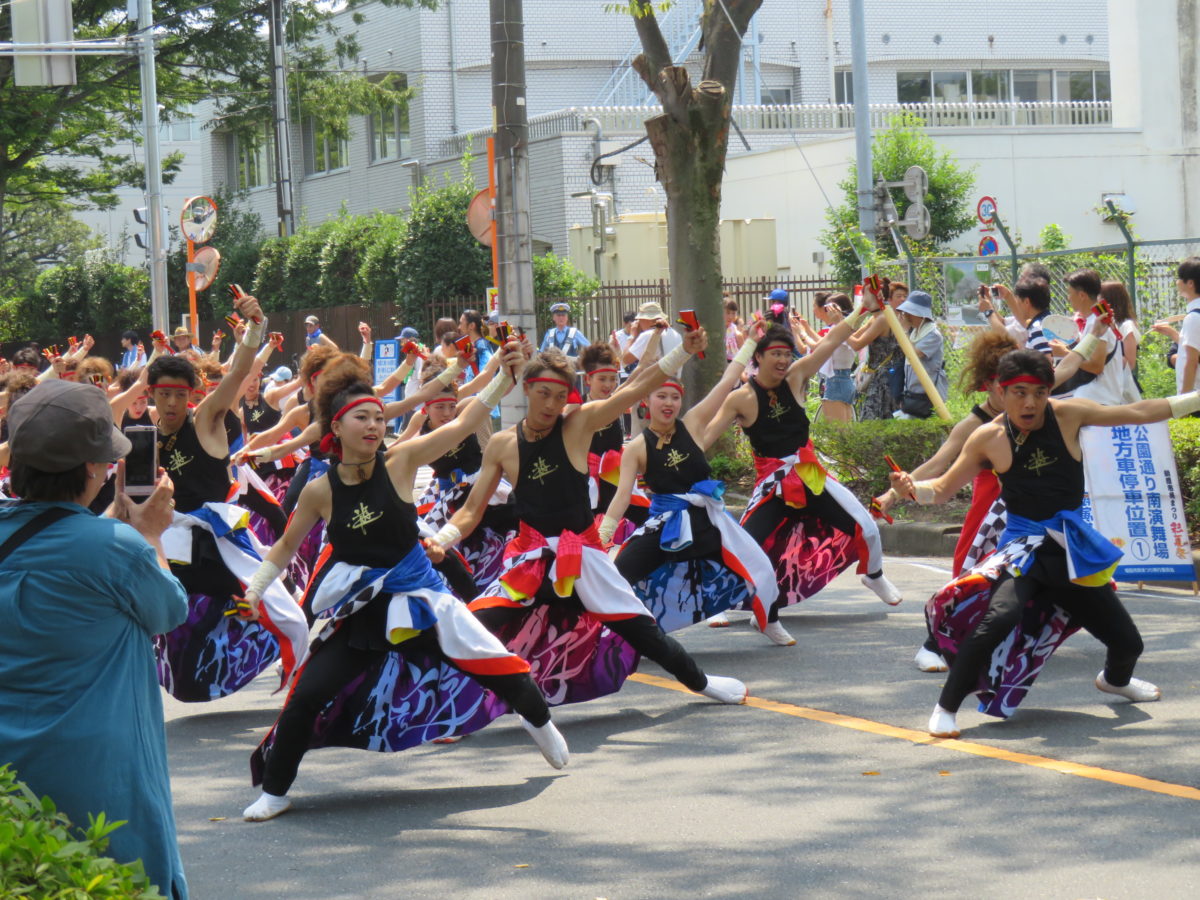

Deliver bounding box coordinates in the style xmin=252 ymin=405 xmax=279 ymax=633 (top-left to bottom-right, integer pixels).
xmin=439 ymin=100 xmax=1112 ymax=158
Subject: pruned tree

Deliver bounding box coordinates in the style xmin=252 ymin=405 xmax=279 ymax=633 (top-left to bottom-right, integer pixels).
xmin=626 ymin=0 xmax=762 ymax=393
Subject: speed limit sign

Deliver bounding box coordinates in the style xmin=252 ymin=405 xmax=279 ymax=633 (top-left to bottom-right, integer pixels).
xmin=977 ymin=196 xmax=997 ymax=226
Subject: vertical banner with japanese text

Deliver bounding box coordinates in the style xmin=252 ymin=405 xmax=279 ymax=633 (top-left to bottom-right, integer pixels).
xmin=1080 ymin=422 xmax=1193 ymax=581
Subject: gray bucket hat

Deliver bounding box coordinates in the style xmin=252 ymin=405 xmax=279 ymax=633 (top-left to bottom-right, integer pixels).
xmin=897 ymin=290 xmax=935 ymax=319
xmin=8 ymin=380 xmax=132 ymax=473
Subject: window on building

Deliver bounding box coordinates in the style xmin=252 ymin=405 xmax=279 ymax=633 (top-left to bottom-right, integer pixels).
xmin=226 ymin=126 xmax=275 ymax=191
xmin=971 ymin=70 xmax=1011 ymax=103
xmin=369 ymin=103 xmax=411 ymax=161
xmin=1056 ymin=69 xmax=1110 ymax=102
xmin=932 ymin=71 xmax=968 ymax=103
xmin=761 ymin=87 xmax=792 ymax=105
xmin=897 ymin=71 xmax=932 ymax=104
xmin=304 ymin=119 xmax=349 ymax=175
xmin=1012 ymin=69 xmax=1054 ymax=102
xmin=834 ymin=70 xmax=853 ymax=103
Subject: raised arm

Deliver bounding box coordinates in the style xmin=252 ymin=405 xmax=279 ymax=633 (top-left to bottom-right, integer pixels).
xmin=196 ymin=294 xmax=265 ymax=435
xmin=572 ymin=328 xmax=705 ymax=435
xmin=243 ymin=403 xmax=309 ymax=452
xmin=683 ymin=337 xmax=757 ymax=448
xmin=109 ymin=366 xmax=149 ymax=424
xmin=243 ymin=479 xmax=327 ymax=617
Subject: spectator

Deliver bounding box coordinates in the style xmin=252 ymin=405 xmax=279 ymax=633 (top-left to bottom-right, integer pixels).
xmin=763 ymin=288 xmax=790 ymax=326
xmin=855 ymin=280 xmax=908 ymax=420
xmin=894 ymin=290 xmax=948 ymax=419
xmin=1173 ymin=256 xmax=1200 ymax=394
xmin=623 ymin=301 xmax=679 ymax=369
xmin=611 ymin=311 xmax=637 ymax=362
xmin=540 ymin=301 xmax=590 ymax=357
xmin=723 ymin=296 xmax=745 ymax=361
xmin=0 ymin=380 xmax=189 ymax=899
xmin=459 ymin=309 xmax=494 ymax=368
xmin=813 ymin=291 xmax=856 ymax=422
xmin=170 ymin=326 xmax=198 ymax=355
xmin=118 ymin=330 xmax=143 ymax=370
xmin=304 ymin=315 xmax=337 ymax=350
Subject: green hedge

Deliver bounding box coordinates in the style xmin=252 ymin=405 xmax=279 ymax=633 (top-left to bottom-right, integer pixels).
xmin=0 ymin=765 xmax=165 ymax=899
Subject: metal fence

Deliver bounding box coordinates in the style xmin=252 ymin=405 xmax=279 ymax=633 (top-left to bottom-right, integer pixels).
xmin=407 ymin=276 xmax=838 ymax=346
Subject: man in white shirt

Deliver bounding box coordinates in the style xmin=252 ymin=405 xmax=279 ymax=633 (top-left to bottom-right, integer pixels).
xmin=1175 ymin=257 xmax=1200 ymax=394
xmin=623 ymin=301 xmax=681 ymax=367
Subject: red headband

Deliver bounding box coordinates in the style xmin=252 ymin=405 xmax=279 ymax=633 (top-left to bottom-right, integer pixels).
xmin=318 ymin=396 xmax=386 ymax=459
xmin=659 ymin=381 xmax=684 ymax=394
xmin=422 ymin=398 xmax=457 ymax=413
xmin=586 ymin=367 xmax=619 ymax=376
xmin=332 ymin=396 xmax=385 ymax=422
xmin=149 ymin=383 xmax=191 ymax=392
xmin=999 ymin=374 xmax=1052 ymax=388
xmin=526 ymin=376 xmax=571 ymax=389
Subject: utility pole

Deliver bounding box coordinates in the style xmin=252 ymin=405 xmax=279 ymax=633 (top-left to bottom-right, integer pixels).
xmin=490 ymin=0 xmax=536 ymax=427
xmin=138 ymin=0 xmax=169 ymax=333
xmin=849 ymin=0 xmax=874 ymax=270
xmin=268 ymin=0 xmax=295 ymax=237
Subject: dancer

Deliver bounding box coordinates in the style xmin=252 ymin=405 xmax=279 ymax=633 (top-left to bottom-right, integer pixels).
xmin=703 ymin=294 xmax=902 ymax=645
xmin=148 ymin=294 xmax=310 ymax=702
xmin=889 ymin=348 xmax=1189 ymax=737
xmin=601 ymin=337 xmax=778 ymax=636
xmin=428 ymin=332 xmax=749 ymax=708
xmin=241 ymin=341 xmax=565 ymax=821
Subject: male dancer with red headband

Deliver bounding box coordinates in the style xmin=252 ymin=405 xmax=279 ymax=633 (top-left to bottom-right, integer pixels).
xmin=890 ymin=348 xmax=1198 ymax=737
xmin=427 ymin=332 xmax=750 ymax=707
xmin=703 ymin=291 xmax=901 ymax=646
xmin=146 ymin=294 xmax=310 ymax=702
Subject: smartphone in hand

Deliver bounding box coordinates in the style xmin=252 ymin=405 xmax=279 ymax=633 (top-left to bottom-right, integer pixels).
xmin=123 ymin=426 xmax=158 ymax=498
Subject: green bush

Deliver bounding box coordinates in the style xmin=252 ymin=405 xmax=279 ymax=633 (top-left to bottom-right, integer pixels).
xmin=810 ymin=418 xmax=955 ymax=503
xmin=0 ymin=765 xmax=165 ymax=899
xmin=395 ymin=173 xmax=491 ymax=330
xmin=280 ymin=222 xmax=336 ymax=310
xmin=318 ymin=213 xmax=381 ymax=308
xmin=253 ymin=235 xmax=291 ymax=305
xmin=355 ymin=213 xmax=407 ymax=305
xmin=1169 ymin=418 xmax=1200 ymax=529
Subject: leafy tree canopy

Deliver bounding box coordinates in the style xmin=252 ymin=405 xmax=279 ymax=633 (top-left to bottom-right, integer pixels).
xmin=821 ymin=113 xmax=977 ymax=286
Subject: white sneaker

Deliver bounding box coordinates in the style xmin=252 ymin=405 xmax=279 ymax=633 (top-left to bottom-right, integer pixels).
xmin=700 ymin=675 xmax=748 ymax=704
xmin=862 ymin=573 xmax=903 ymax=606
xmin=243 ymin=791 xmax=292 ymax=822
xmin=756 ymin=620 xmax=797 ymax=646
xmin=1095 ymin=671 xmax=1161 ymax=702
xmin=520 ymin=717 xmax=569 ymax=769
xmin=706 ymin=611 xmax=732 ymax=628
xmin=914 ymin=646 xmax=949 ymax=672
xmin=927 ymin=704 xmax=960 ymax=738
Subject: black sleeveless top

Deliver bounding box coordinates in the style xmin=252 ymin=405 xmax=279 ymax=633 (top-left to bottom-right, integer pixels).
xmin=742 ymin=377 xmax=809 ymax=459
xmin=970 ymin=404 xmax=993 ymax=424
xmin=643 ymin=421 xmax=711 ymax=494
xmin=514 ymin=417 xmax=592 ymax=537
xmin=589 ymin=418 xmax=624 ymax=456
xmin=327 ymin=452 xmax=418 ymax=568
xmin=999 ymin=404 xmax=1084 ymax=521
xmin=423 ymin=423 xmax=482 ymax=478
xmin=242 ymin=397 xmax=282 ymax=435
xmin=159 ymin=414 xmax=232 ymax=513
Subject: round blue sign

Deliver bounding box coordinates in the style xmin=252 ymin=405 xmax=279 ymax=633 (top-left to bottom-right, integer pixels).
xmin=978 ymin=236 xmax=1000 ymax=256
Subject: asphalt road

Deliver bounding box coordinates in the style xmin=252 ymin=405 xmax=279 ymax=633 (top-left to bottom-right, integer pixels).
xmin=163 ymin=557 xmax=1200 ymax=899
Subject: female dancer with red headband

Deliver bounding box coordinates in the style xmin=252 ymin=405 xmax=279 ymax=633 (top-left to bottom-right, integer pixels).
xmin=601 ymin=338 xmax=778 ymax=633
xmin=428 ymin=334 xmax=750 ymax=710
xmin=889 ymin=347 xmax=1190 ymax=738
xmin=239 ymin=343 xmax=565 ymax=821
xmin=703 ymin=290 xmax=901 ymax=647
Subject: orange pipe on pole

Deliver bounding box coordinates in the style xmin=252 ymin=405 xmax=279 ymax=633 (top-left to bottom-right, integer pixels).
xmin=187 ymin=238 xmax=198 ymax=340
xmin=487 ymin=136 xmax=499 ymax=298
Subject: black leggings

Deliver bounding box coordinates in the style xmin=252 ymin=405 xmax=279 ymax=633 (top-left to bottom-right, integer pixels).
xmin=614 ymin=515 xmax=723 ymax=587
xmin=938 ymin=545 xmax=1144 ymax=712
xmin=261 ymin=622 xmax=550 ymax=796
xmin=473 ymin=594 xmax=708 ymax=694
xmin=741 ymin=492 xmax=861 ymax=621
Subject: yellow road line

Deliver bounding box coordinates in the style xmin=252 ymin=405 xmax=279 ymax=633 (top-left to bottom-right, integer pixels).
xmin=627 ymin=672 xmax=1200 ymax=802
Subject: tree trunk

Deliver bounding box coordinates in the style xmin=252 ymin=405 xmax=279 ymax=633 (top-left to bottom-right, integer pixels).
xmin=643 ymin=85 xmax=730 ymax=396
